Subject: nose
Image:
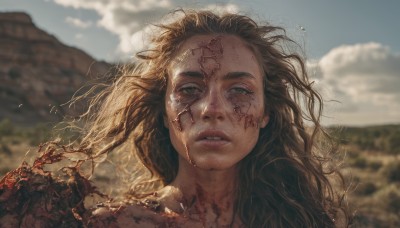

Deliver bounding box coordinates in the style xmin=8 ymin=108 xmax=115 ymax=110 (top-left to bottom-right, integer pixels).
xmin=200 ymin=87 xmax=225 ymax=121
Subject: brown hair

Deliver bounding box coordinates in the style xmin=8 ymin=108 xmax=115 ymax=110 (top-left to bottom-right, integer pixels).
xmin=75 ymin=9 xmax=350 ymax=227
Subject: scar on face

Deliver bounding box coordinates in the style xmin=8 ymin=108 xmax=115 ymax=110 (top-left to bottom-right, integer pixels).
xmin=172 ymin=103 xmax=195 ymax=131
xmin=191 ymin=36 xmax=224 ymax=83
xmin=233 ymin=104 xmax=260 ymax=129
xmin=184 ymin=143 xmax=196 ymax=167
xmin=171 ymin=36 xmax=261 ymax=132
xmin=171 ymin=36 xmax=224 ymax=132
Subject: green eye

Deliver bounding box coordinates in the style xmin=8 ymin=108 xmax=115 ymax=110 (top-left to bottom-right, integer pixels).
xmin=179 ymin=84 xmax=202 ymax=95
xmin=231 ymin=87 xmax=252 ymax=95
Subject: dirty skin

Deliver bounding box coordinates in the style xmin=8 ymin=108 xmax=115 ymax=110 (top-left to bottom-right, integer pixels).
xmin=156 ymin=184 xmax=235 ymax=227
xmin=171 ymin=36 xmax=224 ymax=131
xmin=171 ymin=36 xmax=262 ymax=134
xmin=165 ymin=36 xmax=263 ymax=227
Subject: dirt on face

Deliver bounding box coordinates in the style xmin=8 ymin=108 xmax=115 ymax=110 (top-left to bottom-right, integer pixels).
xmin=170 ymin=35 xmax=263 ymax=133
xmin=171 ymin=36 xmax=224 ymax=132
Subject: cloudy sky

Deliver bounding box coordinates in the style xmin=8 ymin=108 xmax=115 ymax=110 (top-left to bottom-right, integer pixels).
xmin=2 ymin=0 xmax=400 ymax=126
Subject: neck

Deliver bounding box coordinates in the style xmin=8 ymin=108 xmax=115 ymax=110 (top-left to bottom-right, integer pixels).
xmin=159 ymin=157 xmax=240 ymax=226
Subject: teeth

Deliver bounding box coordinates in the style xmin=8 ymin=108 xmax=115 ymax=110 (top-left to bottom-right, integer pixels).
xmin=205 ymin=137 xmax=222 ymax=140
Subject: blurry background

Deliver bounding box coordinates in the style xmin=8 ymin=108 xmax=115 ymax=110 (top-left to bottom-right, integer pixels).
xmin=1 ymin=0 xmax=399 ymax=227
xmin=2 ymin=0 xmax=400 ymax=126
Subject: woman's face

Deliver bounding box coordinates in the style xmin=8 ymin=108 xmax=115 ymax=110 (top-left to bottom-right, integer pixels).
xmin=165 ymin=35 xmax=269 ymax=170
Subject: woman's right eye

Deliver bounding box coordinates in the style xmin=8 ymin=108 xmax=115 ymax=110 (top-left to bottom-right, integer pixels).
xmin=178 ymin=84 xmax=202 ymax=95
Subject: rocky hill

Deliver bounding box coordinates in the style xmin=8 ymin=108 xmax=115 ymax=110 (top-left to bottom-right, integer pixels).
xmin=0 ymin=12 xmax=111 ymax=125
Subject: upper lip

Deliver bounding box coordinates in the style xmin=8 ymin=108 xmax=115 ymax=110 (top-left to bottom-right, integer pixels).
xmin=196 ymin=130 xmax=230 ymax=141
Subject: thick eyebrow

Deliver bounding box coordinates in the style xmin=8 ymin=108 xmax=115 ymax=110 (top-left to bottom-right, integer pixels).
xmin=223 ymin=72 xmax=256 ymax=80
xmin=177 ymin=71 xmax=204 ymax=78
xmin=176 ymin=71 xmax=256 ymax=80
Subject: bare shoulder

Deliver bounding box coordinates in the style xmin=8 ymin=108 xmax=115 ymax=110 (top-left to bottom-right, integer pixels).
xmin=87 ymin=202 xmax=168 ymax=227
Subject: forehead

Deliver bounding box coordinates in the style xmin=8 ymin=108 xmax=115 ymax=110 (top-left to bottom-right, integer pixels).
xmin=169 ymin=34 xmax=262 ymax=73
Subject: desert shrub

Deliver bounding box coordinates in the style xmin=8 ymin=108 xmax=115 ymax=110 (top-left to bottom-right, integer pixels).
xmin=368 ymin=160 xmax=382 ymax=171
xmin=8 ymin=67 xmax=21 ymax=79
xmin=387 ymin=190 xmax=400 ymax=214
xmin=333 ymin=125 xmax=400 ymax=154
xmin=16 ymin=123 xmax=53 ymax=146
xmin=61 ymin=68 xmax=75 ymax=77
xmin=27 ymin=124 xmax=53 ymax=146
xmin=0 ymin=143 xmax=12 ymax=155
xmin=351 ymin=212 xmax=383 ymax=228
xmin=355 ymin=182 xmax=378 ymax=196
xmin=10 ymin=138 xmax=21 ymax=145
xmin=0 ymin=118 xmax=14 ymax=136
xmin=353 ymin=134 xmax=374 ymax=150
xmin=386 ymin=133 xmax=400 ymax=154
xmin=351 ymin=157 xmax=368 ymax=169
xmin=346 ymin=150 xmax=360 ymax=159
xmin=382 ymin=161 xmax=400 ymax=183
xmin=375 ymin=185 xmax=400 ymax=214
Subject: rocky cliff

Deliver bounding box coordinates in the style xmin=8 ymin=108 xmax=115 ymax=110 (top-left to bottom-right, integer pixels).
xmin=0 ymin=12 xmax=111 ymax=125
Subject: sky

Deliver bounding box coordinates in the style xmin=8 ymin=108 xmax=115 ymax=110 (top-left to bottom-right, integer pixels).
xmin=1 ymin=0 xmax=400 ymax=126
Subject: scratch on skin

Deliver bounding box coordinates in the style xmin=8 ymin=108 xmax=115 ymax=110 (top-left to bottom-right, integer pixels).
xmin=184 ymin=143 xmax=196 ymax=167
xmin=172 ymin=103 xmax=195 ymax=131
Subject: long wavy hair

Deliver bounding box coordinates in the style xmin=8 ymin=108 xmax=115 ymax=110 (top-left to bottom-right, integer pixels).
xmin=74 ymin=9 xmax=350 ymax=227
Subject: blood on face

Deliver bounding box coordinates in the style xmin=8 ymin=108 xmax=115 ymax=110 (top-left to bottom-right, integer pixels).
xmin=171 ymin=36 xmax=224 ymax=131
xmin=170 ymin=36 xmax=262 ymax=131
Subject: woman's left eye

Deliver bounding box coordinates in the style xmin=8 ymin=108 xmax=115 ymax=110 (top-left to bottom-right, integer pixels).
xmin=230 ymin=87 xmax=253 ymax=95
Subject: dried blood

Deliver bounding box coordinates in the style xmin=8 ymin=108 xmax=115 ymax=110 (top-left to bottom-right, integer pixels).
xmin=184 ymin=144 xmax=196 ymax=167
xmin=192 ymin=36 xmax=223 ymax=83
xmin=172 ymin=36 xmax=224 ymax=132
xmin=172 ymin=102 xmax=196 ymax=131
xmin=0 ymin=142 xmax=107 ymax=226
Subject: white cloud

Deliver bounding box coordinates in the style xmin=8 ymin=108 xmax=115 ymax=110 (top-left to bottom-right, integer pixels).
xmin=74 ymin=33 xmax=84 ymax=39
xmin=54 ymin=1 xmax=400 ymax=126
xmin=54 ymin=0 xmax=239 ymax=59
xmin=65 ymin=16 xmax=92 ymax=28
xmin=309 ymin=42 xmax=400 ymax=125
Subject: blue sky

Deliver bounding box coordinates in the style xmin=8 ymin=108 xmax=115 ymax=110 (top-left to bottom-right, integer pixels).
xmin=2 ymin=0 xmax=400 ymax=126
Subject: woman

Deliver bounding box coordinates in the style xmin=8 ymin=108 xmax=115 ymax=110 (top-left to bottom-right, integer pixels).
xmin=83 ymin=9 xmax=350 ymax=227
xmin=0 ymin=9 xmax=350 ymax=227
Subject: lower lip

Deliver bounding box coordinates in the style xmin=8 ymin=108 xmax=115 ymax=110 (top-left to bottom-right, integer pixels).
xmin=196 ymin=139 xmax=229 ymax=149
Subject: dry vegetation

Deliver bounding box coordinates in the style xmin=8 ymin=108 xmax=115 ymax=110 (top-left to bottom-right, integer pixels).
xmin=328 ymin=125 xmax=400 ymax=228
xmin=1 ymin=119 xmax=399 ymax=227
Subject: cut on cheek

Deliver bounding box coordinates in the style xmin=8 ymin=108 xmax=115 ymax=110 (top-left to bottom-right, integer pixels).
xmin=184 ymin=143 xmax=196 ymax=167
xmin=172 ymin=102 xmax=196 ymax=131
xmin=168 ymin=36 xmax=225 ymax=168
xmin=170 ymin=36 xmax=224 ymax=132
xmin=233 ymin=105 xmax=258 ymax=129
xmin=228 ymin=94 xmax=263 ymax=129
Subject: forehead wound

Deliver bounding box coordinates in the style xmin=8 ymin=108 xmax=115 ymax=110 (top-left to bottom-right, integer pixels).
xmin=171 ymin=36 xmax=224 ymax=66
xmin=193 ymin=36 xmax=223 ymax=80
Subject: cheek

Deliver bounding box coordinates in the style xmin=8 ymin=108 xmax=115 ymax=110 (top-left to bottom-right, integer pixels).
xmin=165 ymin=103 xmax=196 ymax=166
xmin=227 ymin=93 xmax=265 ymax=129
xmin=165 ymin=92 xmax=199 ymax=131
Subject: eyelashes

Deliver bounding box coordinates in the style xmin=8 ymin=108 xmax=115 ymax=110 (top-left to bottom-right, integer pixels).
xmin=178 ymin=83 xmax=203 ymax=96
xmin=176 ymin=83 xmax=254 ymax=97
xmin=229 ymin=87 xmax=254 ymax=95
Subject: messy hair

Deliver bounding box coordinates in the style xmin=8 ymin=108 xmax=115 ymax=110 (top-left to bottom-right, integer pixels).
xmin=76 ymin=9 xmax=350 ymax=227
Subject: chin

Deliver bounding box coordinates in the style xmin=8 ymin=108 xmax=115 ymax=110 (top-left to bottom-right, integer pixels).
xmin=192 ymin=157 xmax=238 ymax=171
